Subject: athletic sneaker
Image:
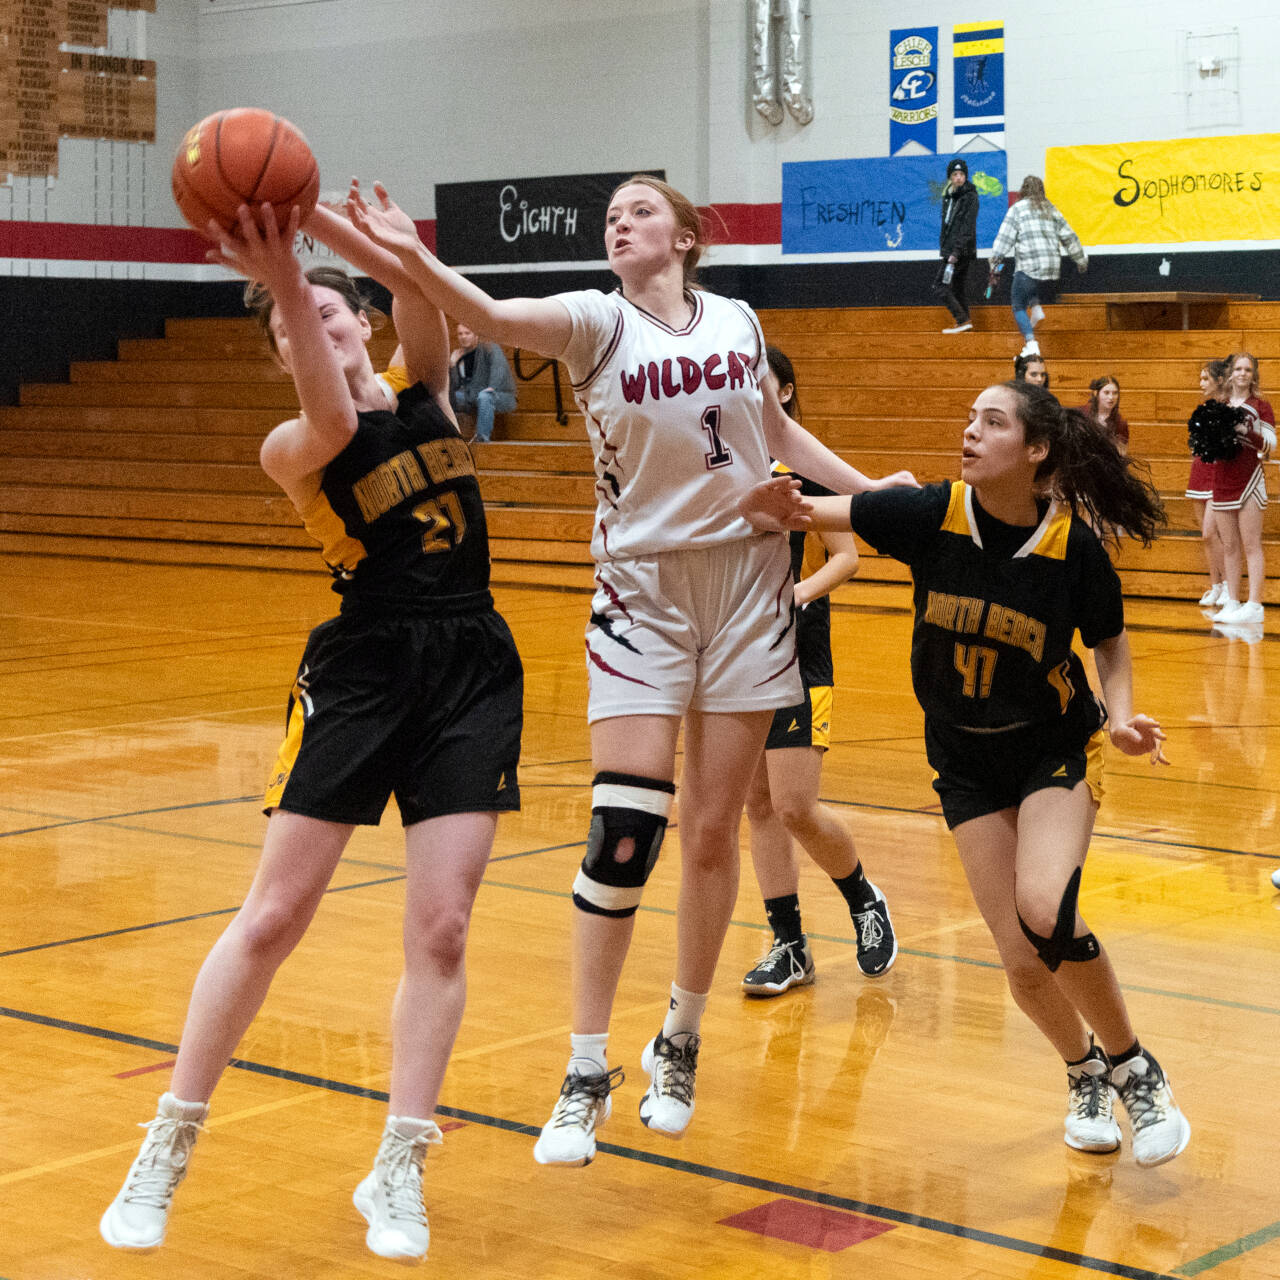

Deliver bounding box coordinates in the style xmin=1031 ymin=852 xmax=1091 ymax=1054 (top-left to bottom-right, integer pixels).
xmin=742 ymin=935 xmax=815 ymax=996
xmin=1064 ymin=1045 xmax=1121 ymax=1153
xmin=533 ymin=1066 xmax=624 ymax=1166
xmin=1199 ymin=583 xmax=1225 ymax=606
xmin=353 ymin=1116 xmax=441 ymax=1260
xmin=1212 ymin=598 xmax=1242 ymax=622
xmin=100 ymin=1092 xmax=208 ymax=1250
xmin=1111 ymin=1051 xmax=1191 ymax=1168
xmin=1019 ymin=339 xmax=1041 ymax=357
xmin=943 ymin=321 xmax=974 ymax=334
xmin=1029 ymin=303 xmax=1046 ymax=327
xmin=1219 ymin=600 xmax=1264 ymax=625
xmin=1271 ymin=866 xmax=1280 ymax=890
xmin=851 ymin=883 xmax=898 ymax=977
xmin=639 ymin=1031 xmax=700 ymax=1138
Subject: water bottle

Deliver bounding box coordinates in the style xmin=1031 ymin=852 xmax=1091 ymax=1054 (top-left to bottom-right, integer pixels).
xmin=942 ymin=261 xmax=955 ymax=285
xmin=984 ymin=261 xmax=1003 ymax=300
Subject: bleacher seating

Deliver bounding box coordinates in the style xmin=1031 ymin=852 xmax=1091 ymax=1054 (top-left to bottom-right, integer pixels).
xmin=1 ymin=301 xmax=1277 ymax=603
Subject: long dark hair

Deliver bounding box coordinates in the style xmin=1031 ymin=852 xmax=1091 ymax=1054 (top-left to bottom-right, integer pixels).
xmin=1013 ymin=351 xmax=1050 ymax=389
xmin=766 ymin=345 xmax=801 ymax=422
xmin=1087 ymin=375 xmax=1123 ymax=426
xmin=1003 ymin=381 xmax=1165 ymax=547
xmin=1201 ymin=357 xmax=1231 ymax=397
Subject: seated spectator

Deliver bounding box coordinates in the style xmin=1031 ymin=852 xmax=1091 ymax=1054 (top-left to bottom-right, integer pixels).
xmin=1013 ymin=351 xmax=1050 ymax=389
xmin=1081 ymin=376 xmax=1129 ymax=453
xmin=450 ymin=322 xmax=517 ymax=442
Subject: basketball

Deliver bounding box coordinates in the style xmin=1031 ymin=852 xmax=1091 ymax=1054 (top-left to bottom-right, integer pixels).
xmin=172 ymin=108 xmax=320 ymax=238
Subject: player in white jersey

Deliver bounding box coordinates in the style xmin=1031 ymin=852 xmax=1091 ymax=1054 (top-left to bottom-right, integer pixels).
xmin=344 ymin=172 xmax=915 ymax=1165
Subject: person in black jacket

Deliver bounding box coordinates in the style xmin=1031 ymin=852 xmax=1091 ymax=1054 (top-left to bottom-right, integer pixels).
xmin=937 ymin=157 xmax=979 ymax=334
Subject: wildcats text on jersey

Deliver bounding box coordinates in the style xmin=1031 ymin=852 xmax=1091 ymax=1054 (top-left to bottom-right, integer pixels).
xmin=618 ymin=351 xmax=759 ymax=405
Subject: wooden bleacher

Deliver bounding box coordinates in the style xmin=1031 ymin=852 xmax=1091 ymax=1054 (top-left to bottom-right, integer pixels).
xmin=1 ymin=300 xmax=1278 ymax=604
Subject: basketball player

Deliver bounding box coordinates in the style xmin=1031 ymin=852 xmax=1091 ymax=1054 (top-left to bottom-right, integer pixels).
xmin=343 ymin=174 xmax=915 ymax=1165
xmin=743 ymin=380 xmax=1191 ymax=1168
xmin=741 ymin=346 xmax=897 ymax=997
xmin=100 ymin=200 xmax=522 ymax=1261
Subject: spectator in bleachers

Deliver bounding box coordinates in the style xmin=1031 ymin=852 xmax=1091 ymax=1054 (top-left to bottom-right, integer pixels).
xmin=1188 ymin=359 xmax=1230 ymax=608
xmin=1210 ymin=352 xmax=1274 ymax=625
xmin=936 ymin=158 xmax=979 ymax=335
xmin=1014 ymin=351 xmax=1050 ymax=389
xmin=449 ymin=321 xmax=517 ymax=443
xmin=1081 ymin=376 xmax=1129 ymax=454
xmin=988 ymin=176 xmax=1087 ymax=360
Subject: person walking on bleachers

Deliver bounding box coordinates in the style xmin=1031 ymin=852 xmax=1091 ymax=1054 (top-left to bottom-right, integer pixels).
xmin=449 ymin=321 xmax=517 ymax=443
xmin=936 ymin=158 xmax=979 ymax=335
xmin=987 ymin=176 xmax=1087 ymax=359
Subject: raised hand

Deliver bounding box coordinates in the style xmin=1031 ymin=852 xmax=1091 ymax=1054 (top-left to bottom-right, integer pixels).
xmin=1109 ymin=713 xmax=1169 ymax=765
xmin=737 ymin=475 xmax=812 ymax=532
xmin=205 ymin=203 xmax=303 ymax=289
xmin=346 ymin=178 xmax=423 ymax=256
xmin=870 ymin=468 xmax=920 ymax=491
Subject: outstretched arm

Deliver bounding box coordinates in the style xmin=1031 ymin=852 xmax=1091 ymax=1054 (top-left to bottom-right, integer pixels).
xmin=304 ymin=202 xmax=450 ymax=403
xmin=762 ymin=383 xmax=917 ymax=495
xmin=347 ymin=180 xmax=572 ymax=359
xmin=793 ymin=528 xmax=858 ymax=605
xmin=1094 ymin=630 xmax=1168 ymax=764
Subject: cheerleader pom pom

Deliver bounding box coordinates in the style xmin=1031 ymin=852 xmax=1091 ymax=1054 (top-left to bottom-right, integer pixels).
xmin=1187 ymin=400 xmax=1246 ymax=463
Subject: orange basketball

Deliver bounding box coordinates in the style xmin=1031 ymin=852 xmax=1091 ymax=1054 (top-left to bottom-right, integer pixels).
xmin=172 ymin=108 xmax=319 ymax=238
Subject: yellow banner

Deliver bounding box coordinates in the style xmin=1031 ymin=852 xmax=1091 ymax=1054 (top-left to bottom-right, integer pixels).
xmin=1046 ymin=133 xmax=1280 ymax=245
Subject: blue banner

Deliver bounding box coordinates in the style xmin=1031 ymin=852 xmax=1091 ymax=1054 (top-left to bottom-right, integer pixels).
xmin=954 ymin=20 xmax=1005 ymax=141
xmin=781 ymin=152 xmax=1008 ymax=255
xmin=889 ymin=27 xmax=938 ymax=155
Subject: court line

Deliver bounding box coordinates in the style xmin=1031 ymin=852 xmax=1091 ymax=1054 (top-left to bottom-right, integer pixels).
xmin=0 ymin=1001 xmax=1181 ymax=1280
xmin=1172 ymin=1218 xmax=1280 ymax=1275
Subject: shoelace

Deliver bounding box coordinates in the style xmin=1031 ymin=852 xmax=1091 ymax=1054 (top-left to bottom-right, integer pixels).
xmin=1117 ymin=1069 xmax=1163 ymax=1132
xmin=652 ymin=1037 xmax=698 ymax=1105
xmin=550 ymin=1066 xmax=625 ymax=1131
xmin=853 ymin=903 xmax=885 ymax=949
xmin=377 ymin=1126 xmax=441 ymax=1225
xmin=1069 ymin=1071 xmax=1110 ymax=1120
xmin=753 ymin=938 xmax=801 ymax=977
xmin=122 ymin=1116 xmax=204 ymax=1209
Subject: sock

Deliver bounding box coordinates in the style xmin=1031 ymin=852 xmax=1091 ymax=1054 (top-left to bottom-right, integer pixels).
xmin=1065 ymin=1038 xmax=1099 ymax=1068
xmin=662 ymin=983 xmax=708 ymax=1040
xmin=833 ymin=864 xmax=877 ymax=913
xmin=1109 ymin=1040 xmax=1142 ymax=1067
xmin=763 ymin=893 xmax=803 ymax=945
xmin=158 ymin=1092 xmax=209 ymax=1122
xmin=387 ymin=1114 xmax=439 ymax=1141
xmin=568 ymin=1032 xmax=609 ymax=1075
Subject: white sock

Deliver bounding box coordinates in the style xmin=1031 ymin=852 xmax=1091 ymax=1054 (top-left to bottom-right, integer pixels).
xmin=662 ymin=983 xmax=708 ymax=1040
xmin=568 ymin=1032 xmax=609 ymax=1075
xmin=158 ymin=1091 xmax=209 ymax=1122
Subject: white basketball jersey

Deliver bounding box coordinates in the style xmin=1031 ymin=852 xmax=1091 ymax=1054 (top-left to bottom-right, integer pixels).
xmin=555 ymin=288 xmax=773 ymax=562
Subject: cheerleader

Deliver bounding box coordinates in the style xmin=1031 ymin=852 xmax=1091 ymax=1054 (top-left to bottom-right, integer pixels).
xmin=1189 ymin=360 xmax=1229 ymax=607
xmin=1210 ymin=352 xmax=1274 ymax=625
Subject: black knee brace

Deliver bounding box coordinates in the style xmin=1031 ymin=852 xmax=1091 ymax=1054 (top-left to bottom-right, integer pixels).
xmin=571 ymin=771 xmax=675 ymax=918
xmin=1018 ymin=866 xmax=1101 ymax=972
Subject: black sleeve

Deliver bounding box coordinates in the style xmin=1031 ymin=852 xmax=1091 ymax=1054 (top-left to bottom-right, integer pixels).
xmin=1074 ymin=528 xmax=1126 ymax=648
xmin=848 ymin=482 xmax=952 ymax=566
xmin=958 ymin=188 xmax=979 ymax=251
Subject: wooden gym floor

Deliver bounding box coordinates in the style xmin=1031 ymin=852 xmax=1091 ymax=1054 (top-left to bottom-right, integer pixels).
xmin=1 ymin=555 xmax=1278 ymax=1279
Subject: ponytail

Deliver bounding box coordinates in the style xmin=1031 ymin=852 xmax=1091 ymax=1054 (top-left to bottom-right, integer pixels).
xmin=1003 ymin=381 xmax=1166 ymax=547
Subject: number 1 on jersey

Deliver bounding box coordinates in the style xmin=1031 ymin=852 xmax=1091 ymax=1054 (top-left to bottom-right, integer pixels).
xmin=701 ymin=405 xmax=733 ymax=470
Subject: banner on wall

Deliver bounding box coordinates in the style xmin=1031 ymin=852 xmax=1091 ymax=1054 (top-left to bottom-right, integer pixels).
xmin=889 ymin=27 xmax=937 ymax=155
xmin=782 ymin=152 xmax=1007 ymax=255
xmin=435 ymin=170 xmax=663 ymax=265
xmin=953 ymin=20 xmax=1004 ymax=146
xmin=1046 ymin=134 xmax=1280 ymax=245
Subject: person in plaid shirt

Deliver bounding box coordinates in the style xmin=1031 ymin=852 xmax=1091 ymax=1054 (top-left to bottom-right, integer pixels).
xmin=988 ymin=175 xmax=1088 ymax=358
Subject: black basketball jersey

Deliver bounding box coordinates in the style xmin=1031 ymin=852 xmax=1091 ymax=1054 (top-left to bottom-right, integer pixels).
xmin=297 ymin=382 xmax=492 ymax=615
xmin=848 ymin=480 xmax=1123 ymax=731
xmin=773 ymin=461 xmax=835 ymax=688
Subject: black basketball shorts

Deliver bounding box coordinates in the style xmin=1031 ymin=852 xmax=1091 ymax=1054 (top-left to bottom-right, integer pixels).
xmin=264 ymin=608 xmax=523 ymax=826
